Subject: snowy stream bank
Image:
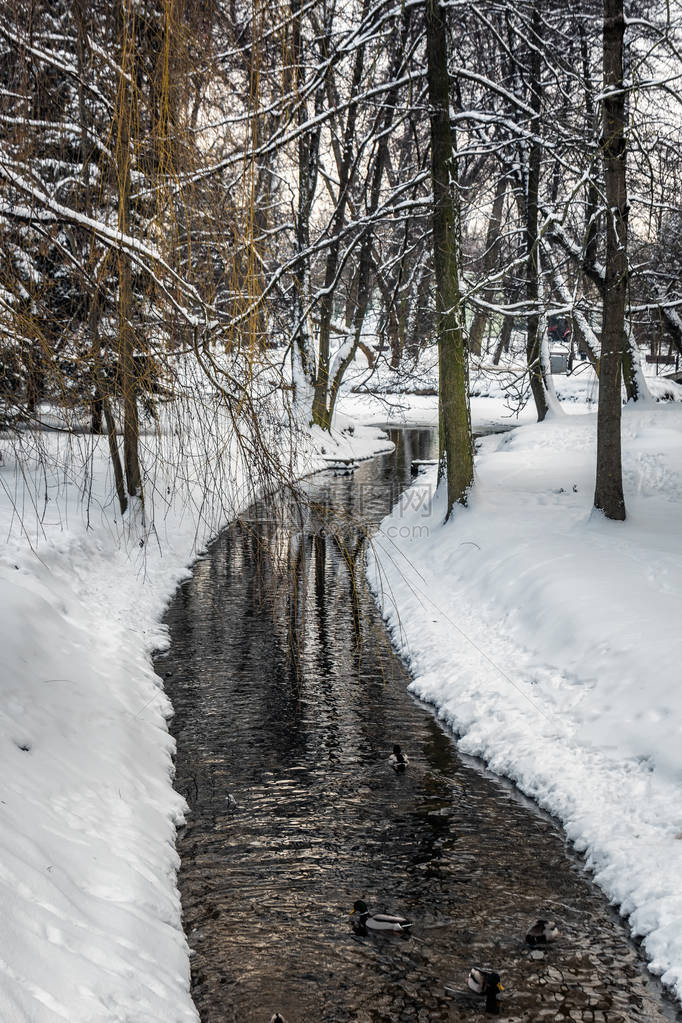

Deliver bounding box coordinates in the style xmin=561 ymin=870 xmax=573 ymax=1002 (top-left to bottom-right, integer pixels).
xmin=367 ymin=400 xmax=682 ymax=1005
xmin=0 ymin=411 xmax=390 ymax=1023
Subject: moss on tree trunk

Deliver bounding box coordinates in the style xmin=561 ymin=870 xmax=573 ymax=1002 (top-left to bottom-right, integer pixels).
xmin=425 ymin=0 xmax=473 ymax=516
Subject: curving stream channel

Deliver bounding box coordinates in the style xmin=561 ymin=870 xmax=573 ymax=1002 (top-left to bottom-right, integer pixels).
xmin=157 ymin=427 xmax=681 ymax=1023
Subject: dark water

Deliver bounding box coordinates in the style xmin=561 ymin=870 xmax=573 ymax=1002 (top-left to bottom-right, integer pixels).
xmin=159 ymin=428 xmax=680 ymax=1023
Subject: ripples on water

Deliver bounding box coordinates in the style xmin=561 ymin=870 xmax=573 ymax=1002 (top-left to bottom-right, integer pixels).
xmin=159 ymin=428 xmax=681 ymax=1023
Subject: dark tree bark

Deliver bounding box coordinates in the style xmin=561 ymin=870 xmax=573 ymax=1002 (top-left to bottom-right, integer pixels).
xmin=325 ymin=8 xmax=411 ymax=426
xmin=492 ymin=311 xmax=514 ymax=365
xmin=91 ymin=388 xmax=104 ymax=435
xmin=290 ymin=0 xmax=322 ymax=394
xmin=24 ymin=340 xmax=44 ymax=416
xmin=115 ymin=0 xmax=142 ymax=502
xmin=594 ymin=0 xmax=627 ymax=520
xmin=88 ymin=295 xmax=105 ymax=435
xmin=425 ymin=0 xmax=473 ymax=515
xmin=87 ymin=290 xmax=127 ymax=514
xmin=311 ymin=0 xmax=370 ymax=429
xmin=526 ymin=1 xmax=551 ymax=422
xmin=622 ymin=329 xmax=644 ymax=401
xmin=468 ymin=172 xmax=507 ymax=357
xmin=102 ymin=388 xmax=128 ymax=517
xmin=579 ymin=19 xmax=601 ymax=281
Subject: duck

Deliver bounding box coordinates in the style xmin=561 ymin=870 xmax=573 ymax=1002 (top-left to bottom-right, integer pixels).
xmin=350 ymin=899 xmax=412 ymax=935
xmin=525 ymin=918 xmax=560 ymax=946
xmin=467 ymin=968 xmax=504 ymax=1015
xmin=389 ymin=744 xmax=408 ymax=772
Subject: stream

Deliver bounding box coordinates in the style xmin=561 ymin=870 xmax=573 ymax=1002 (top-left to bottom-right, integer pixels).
xmin=157 ymin=426 xmax=681 ymax=1023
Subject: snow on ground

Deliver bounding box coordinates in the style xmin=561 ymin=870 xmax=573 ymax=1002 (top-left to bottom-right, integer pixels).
xmin=0 ymin=397 xmax=390 ymax=1023
xmin=3 ymin=340 xmax=681 ymax=1019
xmin=341 ymin=343 xmax=680 ymax=426
xmin=339 ymin=385 xmax=537 ymax=432
xmin=367 ymin=396 xmax=682 ymax=1003
xmin=338 ymin=346 xmax=603 ymax=431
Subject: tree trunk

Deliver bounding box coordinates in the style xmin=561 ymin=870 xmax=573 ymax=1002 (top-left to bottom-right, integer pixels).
xmin=579 ymin=20 xmax=601 ymax=280
xmin=103 ymin=392 xmax=128 ymax=517
xmin=405 ymin=258 xmax=428 ymax=359
xmin=468 ymin=172 xmax=507 ymax=357
xmin=594 ymin=0 xmax=626 ymax=520
xmin=290 ymin=0 xmax=319 ymax=400
xmin=91 ymin=388 xmax=104 ymax=435
xmin=492 ymin=315 xmax=513 ymax=365
xmin=311 ymin=0 xmax=369 ymax=429
xmin=622 ymin=327 xmax=646 ymax=401
xmin=526 ymin=1 xmax=552 ymax=421
xmin=115 ymin=0 xmax=142 ymax=501
xmin=86 ymin=288 xmax=127 ymax=512
xmin=24 ymin=340 xmax=43 ymax=416
xmin=547 ymin=250 xmax=601 ymax=371
xmin=324 ymin=7 xmax=411 ymax=427
xmin=425 ymin=0 xmax=473 ymax=516
xmin=88 ymin=295 xmax=104 ymax=435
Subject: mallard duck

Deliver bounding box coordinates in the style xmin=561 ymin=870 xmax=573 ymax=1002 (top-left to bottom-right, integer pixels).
xmin=467 ymin=968 xmax=504 ymax=1015
xmin=350 ymin=899 xmax=412 ymax=934
xmin=526 ymin=918 xmax=560 ymax=946
xmin=389 ymin=744 xmax=408 ymax=772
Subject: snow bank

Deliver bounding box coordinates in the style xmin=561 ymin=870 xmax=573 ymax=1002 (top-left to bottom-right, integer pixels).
xmin=341 ymin=352 xmax=682 ymax=428
xmin=339 ymin=385 xmax=537 ymax=432
xmin=0 ymin=407 xmax=390 ymax=1022
xmin=339 ymin=357 xmax=601 ymax=431
xmin=368 ymin=401 xmax=682 ymax=1002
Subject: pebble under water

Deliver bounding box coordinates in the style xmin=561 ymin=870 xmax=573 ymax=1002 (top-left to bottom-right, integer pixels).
xmin=158 ymin=427 xmax=681 ymax=1023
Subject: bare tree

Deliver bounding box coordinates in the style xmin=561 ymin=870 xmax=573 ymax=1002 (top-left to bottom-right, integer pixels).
xmin=594 ymin=0 xmax=627 ymax=520
xmin=425 ymin=0 xmax=473 ymax=514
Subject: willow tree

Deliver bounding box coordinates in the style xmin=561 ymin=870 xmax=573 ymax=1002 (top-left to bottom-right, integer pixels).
xmin=425 ymin=0 xmax=473 ymax=516
xmin=594 ymin=0 xmax=627 ymax=520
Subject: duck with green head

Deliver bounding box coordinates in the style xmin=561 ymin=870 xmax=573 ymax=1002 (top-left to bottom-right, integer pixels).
xmin=468 ymin=968 xmax=504 ymax=1015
